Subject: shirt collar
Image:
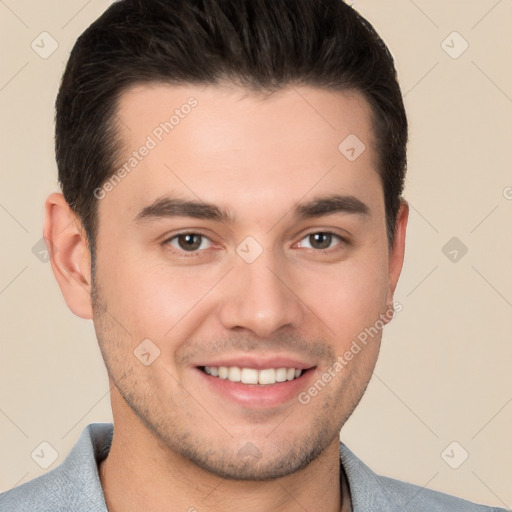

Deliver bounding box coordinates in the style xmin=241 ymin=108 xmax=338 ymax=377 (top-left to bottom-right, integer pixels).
xmin=62 ymin=423 xmax=399 ymax=512
xmin=339 ymin=443 xmax=401 ymax=512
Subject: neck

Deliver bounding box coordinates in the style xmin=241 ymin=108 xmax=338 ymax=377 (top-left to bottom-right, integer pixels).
xmin=99 ymin=420 xmax=343 ymax=512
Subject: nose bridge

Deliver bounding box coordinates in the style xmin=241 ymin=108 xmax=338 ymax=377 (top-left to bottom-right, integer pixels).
xmin=218 ymin=245 xmax=304 ymax=337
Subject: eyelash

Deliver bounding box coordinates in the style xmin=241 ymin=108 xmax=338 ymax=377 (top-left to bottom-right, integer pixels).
xmin=162 ymin=231 xmax=347 ymax=257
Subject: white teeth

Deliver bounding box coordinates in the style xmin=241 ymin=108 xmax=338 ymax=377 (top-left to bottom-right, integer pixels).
xmin=203 ymin=366 xmax=304 ymax=385
xmin=228 ymin=367 xmax=241 ymax=382
xmin=275 ymin=368 xmax=287 ymax=382
xmin=240 ymin=368 xmax=258 ymax=384
xmin=258 ymin=368 xmax=276 ymax=385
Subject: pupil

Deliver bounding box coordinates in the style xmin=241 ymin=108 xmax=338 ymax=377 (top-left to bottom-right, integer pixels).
xmin=310 ymin=233 xmax=331 ymax=249
xmin=179 ymin=234 xmax=201 ymax=251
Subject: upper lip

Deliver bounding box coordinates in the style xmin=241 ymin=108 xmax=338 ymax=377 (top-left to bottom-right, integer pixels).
xmin=195 ymin=354 xmax=315 ymax=370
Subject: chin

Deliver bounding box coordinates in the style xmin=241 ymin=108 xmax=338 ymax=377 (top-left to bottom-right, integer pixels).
xmin=167 ymin=430 xmax=334 ymax=481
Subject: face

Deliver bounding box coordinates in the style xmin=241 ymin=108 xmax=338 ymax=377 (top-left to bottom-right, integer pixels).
xmin=90 ymin=82 xmax=405 ymax=480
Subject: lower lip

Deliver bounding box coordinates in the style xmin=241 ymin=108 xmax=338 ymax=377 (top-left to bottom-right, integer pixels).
xmin=196 ymin=368 xmax=316 ymax=408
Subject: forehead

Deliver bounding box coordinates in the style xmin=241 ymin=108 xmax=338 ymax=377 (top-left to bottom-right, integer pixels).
xmin=101 ymin=82 xmax=383 ymax=226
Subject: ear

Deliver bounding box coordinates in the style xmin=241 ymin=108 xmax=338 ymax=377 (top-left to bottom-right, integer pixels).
xmin=43 ymin=192 xmax=93 ymax=319
xmin=385 ymin=199 xmax=409 ymax=310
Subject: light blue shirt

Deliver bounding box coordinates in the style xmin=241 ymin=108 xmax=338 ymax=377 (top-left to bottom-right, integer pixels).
xmin=0 ymin=423 xmax=506 ymax=511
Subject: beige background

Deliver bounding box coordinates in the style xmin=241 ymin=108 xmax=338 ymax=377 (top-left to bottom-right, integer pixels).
xmin=1 ymin=0 xmax=511 ymax=508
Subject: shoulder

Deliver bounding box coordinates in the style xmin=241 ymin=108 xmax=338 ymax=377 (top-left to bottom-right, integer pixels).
xmin=0 ymin=466 xmax=70 ymax=512
xmin=376 ymin=473 xmax=504 ymax=512
xmin=339 ymin=443 xmax=506 ymax=512
xmin=0 ymin=423 xmax=113 ymax=512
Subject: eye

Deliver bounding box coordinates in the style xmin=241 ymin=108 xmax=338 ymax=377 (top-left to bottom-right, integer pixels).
xmin=165 ymin=233 xmax=212 ymax=252
xmin=297 ymin=232 xmax=344 ymax=251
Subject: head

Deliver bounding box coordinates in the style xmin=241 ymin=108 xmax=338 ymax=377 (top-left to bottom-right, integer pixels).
xmin=46 ymin=0 xmax=408 ymax=481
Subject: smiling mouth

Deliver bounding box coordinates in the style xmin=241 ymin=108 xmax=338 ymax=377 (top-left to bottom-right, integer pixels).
xmin=199 ymin=366 xmax=311 ymax=385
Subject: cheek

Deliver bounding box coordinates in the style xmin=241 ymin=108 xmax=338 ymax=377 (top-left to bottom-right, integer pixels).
xmin=300 ymin=256 xmax=389 ymax=341
xmin=95 ymin=247 xmax=223 ymax=336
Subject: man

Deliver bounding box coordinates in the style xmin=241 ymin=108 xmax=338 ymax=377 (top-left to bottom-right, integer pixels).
xmin=0 ymin=0 xmax=506 ymax=511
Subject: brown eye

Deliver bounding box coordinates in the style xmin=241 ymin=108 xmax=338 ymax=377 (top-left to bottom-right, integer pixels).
xmin=297 ymin=232 xmax=343 ymax=251
xmin=309 ymin=233 xmax=333 ymax=249
xmin=167 ymin=233 xmax=211 ymax=252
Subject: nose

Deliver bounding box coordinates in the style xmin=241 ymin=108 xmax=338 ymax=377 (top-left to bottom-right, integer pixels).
xmin=218 ymin=252 xmax=305 ymax=338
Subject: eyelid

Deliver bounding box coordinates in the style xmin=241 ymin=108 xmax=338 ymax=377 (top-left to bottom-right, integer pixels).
xmin=161 ymin=228 xmax=214 ymax=244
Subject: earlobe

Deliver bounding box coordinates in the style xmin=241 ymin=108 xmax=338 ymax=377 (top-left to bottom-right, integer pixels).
xmin=43 ymin=193 xmax=93 ymax=319
xmin=385 ymin=199 xmax=409 ymax=310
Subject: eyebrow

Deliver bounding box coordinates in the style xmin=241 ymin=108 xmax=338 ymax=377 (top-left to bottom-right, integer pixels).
xmin=134 ymin=193 xmax=370 ymax=224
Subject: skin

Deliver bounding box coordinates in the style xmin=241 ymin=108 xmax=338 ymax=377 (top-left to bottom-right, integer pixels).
xmin=45 ymin=82 xmax=408 ymax=512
